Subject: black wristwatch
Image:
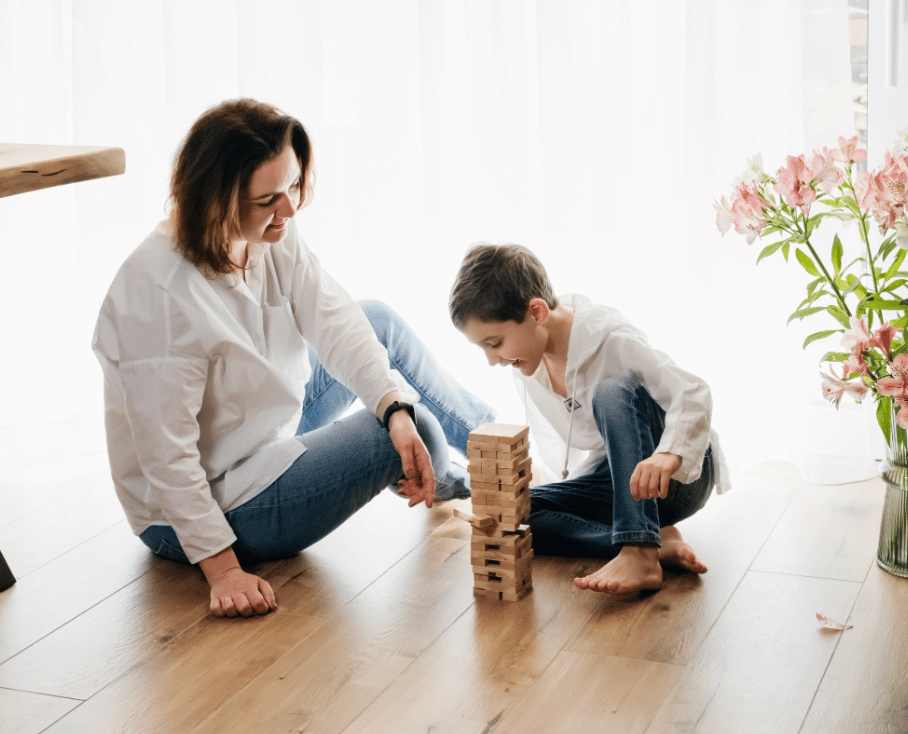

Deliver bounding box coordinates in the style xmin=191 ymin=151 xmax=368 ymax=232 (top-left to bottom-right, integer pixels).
xmin=381 ymin=400 xmax=416 ymax=430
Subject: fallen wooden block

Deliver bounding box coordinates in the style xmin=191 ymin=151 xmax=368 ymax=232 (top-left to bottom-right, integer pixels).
xmin=452 ymin=507 xmax=497 ymax=529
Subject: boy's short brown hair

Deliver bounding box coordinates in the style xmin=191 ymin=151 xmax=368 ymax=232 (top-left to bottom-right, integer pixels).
xmin=449 ymin=243 xmax=558 ymax=328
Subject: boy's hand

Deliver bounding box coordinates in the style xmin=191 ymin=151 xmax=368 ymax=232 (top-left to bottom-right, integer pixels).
xmin=630 ymin=452 xmax=682 ymax=500
xmin=387 ymin=410 xmax=436 ymax=508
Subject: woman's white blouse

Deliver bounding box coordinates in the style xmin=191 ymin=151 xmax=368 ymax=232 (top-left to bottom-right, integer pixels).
xmin=92 ymin=219 xmax=411 ymax=563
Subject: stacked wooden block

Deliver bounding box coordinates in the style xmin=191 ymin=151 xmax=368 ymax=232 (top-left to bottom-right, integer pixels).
xmin=461 ymin=422 xmax=534 ymax=601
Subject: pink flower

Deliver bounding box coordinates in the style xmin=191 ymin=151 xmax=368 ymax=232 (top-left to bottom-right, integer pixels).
xmin=774 ymin=154 xmax=817 ymax=213
xmin=832 ymin=135 xmax=867 ymax=164
xmin=895 ymin=397 xmax=908 ymax=430
xmin=714 ymin=195 xmax=735 ymax=235
xmin=842 ymin=349 xmax=869 ymax=379
xmin=717 ymin=183 xmax=773 ymax=244
xmin=820 ymin=367 xmax=868 ymax=408
xmin=841 ymin=315 xmax=872 ymax=353
xmin=872 ymin=321 xmax=901 ymax=358
xmin=808 ymin=152 xmax=845 ymax=194
xmin=858 ymin=153 xmax=908 ymax=232
xmin=876 ymin=353 xmax=908 ymax=398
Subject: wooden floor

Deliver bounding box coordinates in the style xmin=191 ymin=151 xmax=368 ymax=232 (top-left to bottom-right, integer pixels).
xmin=1 ymin=421 xmax=907 ymax=734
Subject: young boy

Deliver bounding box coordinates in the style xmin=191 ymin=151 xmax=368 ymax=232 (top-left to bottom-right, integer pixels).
xmin=449 ymin=244 xmax=730 ymax=595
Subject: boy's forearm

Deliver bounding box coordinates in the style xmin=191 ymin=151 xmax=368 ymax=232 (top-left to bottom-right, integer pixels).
xmin=198 ymin=545 xmax=243 ymax=585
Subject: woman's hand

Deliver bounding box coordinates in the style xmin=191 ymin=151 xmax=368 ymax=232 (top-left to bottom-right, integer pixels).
xmin=629 ymin=452 xmax=682 ymax=500
xmin=387 ymin=409 xmax=436 ymax=508
xmin=198 ymin=546 xmax=277 ymax=618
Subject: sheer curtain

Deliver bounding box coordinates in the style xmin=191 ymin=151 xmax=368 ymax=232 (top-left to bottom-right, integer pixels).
xmin=0 ymin=0 xmax=864 ymax=479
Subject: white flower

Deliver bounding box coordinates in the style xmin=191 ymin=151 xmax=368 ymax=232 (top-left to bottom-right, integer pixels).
xmin=892 ymin=125 xmax=908 ymax=157
xmin=896 ymin=216 xmax=908 ymax=250
xmin=735 ymin=154 xmax=765 ymax=187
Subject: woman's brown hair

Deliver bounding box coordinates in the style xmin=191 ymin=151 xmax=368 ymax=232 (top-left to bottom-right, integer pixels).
xmin=169 ymin=98 xmax=313 ymax=274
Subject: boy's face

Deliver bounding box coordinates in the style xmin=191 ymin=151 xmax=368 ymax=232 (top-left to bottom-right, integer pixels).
xmin=459 ymin=308 xmax=548 ymax=376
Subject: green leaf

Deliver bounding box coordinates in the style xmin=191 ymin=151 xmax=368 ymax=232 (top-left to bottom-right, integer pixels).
xmin=863 ymin=296 xmax=908 ymax=310
xmin=820 ymin=351 xmax=850 ymax=363
xmin=877 ymin=395 xmax=893 ymax=444
xmin=827 ymin=306 xmax=852 ymax=328
xmin=884 ymin=279 xmax=908 ymax=292
xmin=806 ymin=276 xmax=825 ymax=298
xmin=756 ymin=240 xmax=786 ymax=265
xmin=782 ymin=243 xmax=790 ymax=262
xmin=804 ymin=329 xmax=839 ymax=348
xmin=787 ymin=306 xmax=827 ymax=324
xmin=893 ymin=314 xmax=908 ymax=329
xmin=885 ymin=248 xmax=908 ymax=279
xmin=832 ymin=234 xmax=843 ymax=275
xmin=796 ymin=248 xmax=821 ymax=277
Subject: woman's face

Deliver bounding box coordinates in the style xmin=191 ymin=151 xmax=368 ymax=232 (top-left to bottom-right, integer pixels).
xmin=237 ymin=144 xmax=303 ymax=245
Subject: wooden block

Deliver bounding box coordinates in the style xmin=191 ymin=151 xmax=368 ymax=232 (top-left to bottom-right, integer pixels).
xmin=472 ymin=551 xmax=534 ymax=577
xmin=452 ymin=508 xmax=497 ymax=529
xmin=467 ymin=456 xmax=532 ymax=483
xmin=468 ymin=423 xmax=529 ymax=446
xmin=471 ymin=547 xmax=533 ymax=568
xmin=471 ymin=534 xmax=533 ymax=560
xmin=470 ymin=524 xmax=531 ymax=542
xmin=467 ymin=436 xmax=529 ymax=453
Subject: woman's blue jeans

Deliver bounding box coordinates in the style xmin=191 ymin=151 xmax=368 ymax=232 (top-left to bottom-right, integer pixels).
xmin=140 ymin=299 xmax=495 ymax=564
xmin=529 ymin=376 xmax=714 ymax=558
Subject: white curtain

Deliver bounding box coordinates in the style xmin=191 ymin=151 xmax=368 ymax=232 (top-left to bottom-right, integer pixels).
xmin=0 ymin=0 xmax=865 ymax=480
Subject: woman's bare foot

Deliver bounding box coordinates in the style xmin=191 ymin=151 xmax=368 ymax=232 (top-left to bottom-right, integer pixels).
xmin=574 ymin=544 xmax=664 ymax=594
xmin=659 ymin=525 xmax=707 ymax=574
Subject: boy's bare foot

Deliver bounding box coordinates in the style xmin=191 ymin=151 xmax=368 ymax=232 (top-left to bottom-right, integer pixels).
xmin=659 ymin=525 xmax=708 ymax=574
xmin=574 ymin=544 xmax=663 ymax=594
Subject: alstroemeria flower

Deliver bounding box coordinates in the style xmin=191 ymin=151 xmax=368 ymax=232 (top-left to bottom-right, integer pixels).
xmin=735 ymin=154 xmax=767 ymax=187
xmin=832 ymin=135 xmax=867 ymax=164
xmin=872 ymin=321 xmax=901 ymax=358
xmin=892 ymin=125 xmax=908 ymax=157
xmin=774 ymin=154 xmax=817 ymax=213
xmin=808 ymin=152 xmax=845 ymax=194
xmin=876 ymin=353 xmax=908 ymax=398
xmin=842 ymin=349 xmax=869 ymax=378
xmin=714 ymin=195 xmax=735 ymax=235
xmin=841 ymin=315 xmax=872 ymax=353
xmin=896 ymin=217 xmax=908 ymax=250
xmin=820 ymin=367 xmax=868 ymax=408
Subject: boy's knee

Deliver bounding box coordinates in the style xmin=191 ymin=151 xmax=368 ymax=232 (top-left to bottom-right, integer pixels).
xmin=592 ymin=376 xmax=643 ymax=409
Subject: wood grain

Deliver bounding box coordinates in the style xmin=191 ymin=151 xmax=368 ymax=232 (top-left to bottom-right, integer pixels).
xmin=799 ymin=565 xmax=908 ymax=733
xmin=645 ymin=571 xmax=862 ymax=734
xmin=0 ymin=144 xmax=125 ymax=198
xmin=0 ymin=687 xmax=80 ymax=734
xmin=565 ymin=461 xmax=802 ymax=664
xmin=751 ymin=476 xmax=886 ymax=582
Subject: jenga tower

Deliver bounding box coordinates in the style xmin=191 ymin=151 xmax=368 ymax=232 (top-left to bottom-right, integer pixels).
xmin=463 ymin=422 xmax=534 ymax=601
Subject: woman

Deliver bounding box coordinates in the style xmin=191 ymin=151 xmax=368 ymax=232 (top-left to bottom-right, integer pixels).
xmin=93 ymin=99 xmax=494 ymax=618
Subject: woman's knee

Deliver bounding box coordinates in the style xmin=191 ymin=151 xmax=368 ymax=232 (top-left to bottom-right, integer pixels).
xmin=591 ymin=376 xmax=644 ymax=418
xmin=358 ymin=299 xmax=403 ymax=344
xmin=412 ymin=403 xmax=449 ymax=477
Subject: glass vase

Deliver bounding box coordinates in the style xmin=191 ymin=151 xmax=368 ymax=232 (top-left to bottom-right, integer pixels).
xmin=877 ymin=405 xmax=908 ymax=577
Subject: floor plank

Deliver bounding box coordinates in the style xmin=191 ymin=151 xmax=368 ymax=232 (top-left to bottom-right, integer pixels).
xmin=751 ymin=477 xmax=886 ymax=582
xmin=645 ymin=571 xmax=862 ymax=734
xmin=0 ymin=522 xmax=151 ymax=664
xmin=0 ymin=687 xmax=80 ymax=734
xmin=493 ymin=651 xmax=682 ymax=734
xmin=41 ymin=611 xmax=326 ymax=734
xmin=338 ymin=555 xmax=602 ymax=734
xmin=190 ymin=535 xmax=478 ymax=734
xmin=0 ymin=557 xmax=210 ymax=699
xmin=565 ymin=464 xmax=801 ymax=664
xmin=799 ymin=565 xmax=908 ymax=733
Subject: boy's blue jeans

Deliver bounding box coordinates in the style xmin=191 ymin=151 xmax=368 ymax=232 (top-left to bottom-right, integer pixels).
xmin=529 ymin=376 xmax=714 ymax=558
xmin=140 ymin=299 xmax=495 ymax=564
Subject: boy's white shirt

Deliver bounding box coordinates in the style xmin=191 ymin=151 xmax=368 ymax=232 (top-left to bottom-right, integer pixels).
xmin=514 ymin=294 xmax=730 ymax=493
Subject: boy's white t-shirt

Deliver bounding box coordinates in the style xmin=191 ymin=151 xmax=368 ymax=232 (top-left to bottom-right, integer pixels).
xmin=513 ymin=294 xmax=730 ymax=493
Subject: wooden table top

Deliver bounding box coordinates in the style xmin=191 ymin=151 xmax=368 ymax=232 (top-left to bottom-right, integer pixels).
xmin=0 ymin=143 xmax=125 ymax=198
